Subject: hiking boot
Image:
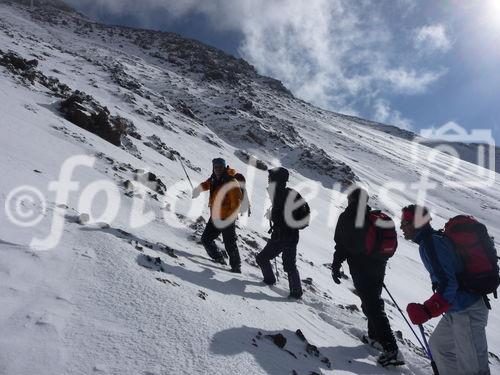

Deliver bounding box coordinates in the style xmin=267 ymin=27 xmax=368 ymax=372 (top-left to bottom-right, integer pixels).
xmin=361 ymin=334 xmax=383 ymax=351
xmin=230 ymin=267 xmax=241 ymax=274
xmin=377 ymin=350 xmax=405 ymax=367
xmin=287 ymin=291 xmax=303 ymax=299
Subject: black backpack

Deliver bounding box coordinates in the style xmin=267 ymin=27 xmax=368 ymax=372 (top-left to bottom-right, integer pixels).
xmin=286 ymin=188 xmax=310 ymax=230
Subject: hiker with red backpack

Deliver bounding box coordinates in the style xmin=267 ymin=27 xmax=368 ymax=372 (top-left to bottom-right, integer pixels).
xmin=332 ymin=187 xmax=404 ymax=367
xmin=401 ymin=204 xmax=498 ymax=375
xmin=256 ymin=167 xmax=310 ymax=299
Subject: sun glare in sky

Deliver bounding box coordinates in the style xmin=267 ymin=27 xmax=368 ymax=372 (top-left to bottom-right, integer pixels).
xmin=482 ymin=0 xmax=500 ymax=33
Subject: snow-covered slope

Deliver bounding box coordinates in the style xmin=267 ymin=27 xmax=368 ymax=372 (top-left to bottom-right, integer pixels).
xmin=1 ymin=1 xmax=499 ymax=374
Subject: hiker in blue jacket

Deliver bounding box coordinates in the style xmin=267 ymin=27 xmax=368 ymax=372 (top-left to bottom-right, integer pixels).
xmin=401 ymin=205 xmax=490 ymax=375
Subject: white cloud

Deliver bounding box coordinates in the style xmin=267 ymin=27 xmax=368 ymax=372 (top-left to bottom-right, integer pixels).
xmin=68 ymin=0 xmax=446 ymax=130
xmin=414 ymin=24 xmax=452 ymax=53
xmin=373 ymin=99 xmax=412 ymax=130
xmin=380 ymin=67 xmax=445 ymax=94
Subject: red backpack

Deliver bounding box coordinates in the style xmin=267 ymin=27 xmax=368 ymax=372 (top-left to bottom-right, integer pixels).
xmin=443 ymin=215 xmax=500 ymax=296
xmin=365 ymin=210 xmax=398 ymax=258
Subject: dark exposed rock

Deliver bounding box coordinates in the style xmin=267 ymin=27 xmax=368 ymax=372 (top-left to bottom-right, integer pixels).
xmin=239 ymin=97 xmax=254 ymax=112
xmin=266 ymin=333 xmax=287 ymax=349
xmin=295 ymin=329 xmax=307 ymax=342
xmin=9 ymin=0 xmax=76 ymax=12
xmin=344 ymin=304 xmax=359 ymax=313
xmin=0 ymin=51 xmax=38 ymax=70
xmin=202 ymin=135 xmax=221 ymax=147
xmin=149 ymin=115 xmax=174 ymax=131
xmin=143 ymin=134 xmax=177 ymax=161
xmin=197 ymin=290 xmax=208 ymax=300
xmin=121 ymin=136 xmax=141 ymax=159
xmin=320 ymin=357 xmax=332 ymax=368
xmin=134 ymin=170 xmax=167 ymax=195
xmin=297 ymin=145 xmax=357 ymax=186
xmin=59 ymin=92 xmax=129 ymax=146
xmin=306 ymin=343 xmax=320 ymax=357
xmin=1 ymin=50 xmax=138 ymax=149
xmin=243 ymin=128 xmax=266 ymax=146
xmin=129 ymin=131 xmax=142 ymax=140
xmin=234 ymin=150 xmax=268 ymax=171
xmin=395 ymin=330 xmax=403 ymax=340
xmin=156 ymin=278 xmax=180 ymax=287
xmin=302 ymin=278 xmax=313 ymax=286
xmin=111 ymin=64 xmax=142 ymax=91
xmin=262 ymin=77 xmax=293 ymax=96
xmin=175 ymin=100 xmax=198 ymax=120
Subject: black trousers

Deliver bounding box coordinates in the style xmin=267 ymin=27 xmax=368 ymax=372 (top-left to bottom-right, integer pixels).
xmin=201 ymin=218 xmax=240 ymax=269
xmin=348 ymin=258 xmax=398 ymax=352
xmin=256 ymin=230 xmax=302 ymax=294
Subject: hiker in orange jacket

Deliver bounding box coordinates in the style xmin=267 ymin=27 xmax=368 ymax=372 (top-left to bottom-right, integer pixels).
xmin=192 ymin=158 xmax=242 ymax=272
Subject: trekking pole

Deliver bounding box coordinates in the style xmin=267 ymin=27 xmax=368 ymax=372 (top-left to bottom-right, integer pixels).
xmin=419 ymin=324 xmax=440 ymax=375
xmin=274 ymin=258 xmax=280 ymax=281
xmin=382 ymin=283 xmax=426 ymax=351
xmin=177 ymin=156 xmax=194 ymax=189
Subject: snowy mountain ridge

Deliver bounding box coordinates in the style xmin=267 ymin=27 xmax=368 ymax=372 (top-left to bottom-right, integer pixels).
xmin=0 ymin=1 xmax=499 ymax=374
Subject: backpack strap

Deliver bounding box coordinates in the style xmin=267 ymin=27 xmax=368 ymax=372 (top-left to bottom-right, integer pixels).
xmin=483 ymin=295 xmax=492 ymax=310
xmin=423 ymin=232 xmax=449 ymax=295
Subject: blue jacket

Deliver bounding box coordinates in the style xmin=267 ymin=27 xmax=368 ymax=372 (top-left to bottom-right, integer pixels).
xmin=414 ymin=224 xmax=480 ymax=313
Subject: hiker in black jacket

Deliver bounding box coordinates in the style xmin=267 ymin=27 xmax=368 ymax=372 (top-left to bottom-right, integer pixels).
xmin=332 ymin=187 xmax=403 ymax=367
xmin=256 ymin=167 xmax=303 ymax=299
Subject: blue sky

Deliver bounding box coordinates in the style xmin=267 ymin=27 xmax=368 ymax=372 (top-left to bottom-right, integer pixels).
xmin=67 ymin=0 xmax=500 ymax=144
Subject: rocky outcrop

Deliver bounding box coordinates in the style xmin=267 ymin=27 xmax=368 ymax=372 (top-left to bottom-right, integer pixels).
xmin=2 ymin=0 xmax=75 ymax=12
xmin=0 ymin=49 xmax=71 ymax=96
xmin=59 ymin=92 xmax=135 ymax=147
xmin=234 ymin=150 xmax=268 ymax=171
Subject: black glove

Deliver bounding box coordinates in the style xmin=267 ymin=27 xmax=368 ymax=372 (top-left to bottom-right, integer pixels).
xmin=331 ymin=264 xmax=342 ymax=284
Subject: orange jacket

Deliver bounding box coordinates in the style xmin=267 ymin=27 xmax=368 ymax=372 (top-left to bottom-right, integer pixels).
xmin=199 ymin=168 xmax=242 ymax=220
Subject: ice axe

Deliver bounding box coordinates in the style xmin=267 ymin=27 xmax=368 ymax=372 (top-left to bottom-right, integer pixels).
xmin=176 ymin=154 xmax=194 ymax=189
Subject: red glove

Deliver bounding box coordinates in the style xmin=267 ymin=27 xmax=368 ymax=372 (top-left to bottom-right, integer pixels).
xmin=406 ymin=303 xmax=431 ymax=324
xmin=424 ymin=293 xmax=451 ymax=317
xmin=407 ymin=293 xmax=451 ymax=325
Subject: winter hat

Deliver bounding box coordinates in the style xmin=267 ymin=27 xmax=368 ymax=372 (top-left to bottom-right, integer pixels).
xmin=212 ymin=158 xmax=226 ymax=167
xmin=268 ymin=167 xmax=289 ymax=183
xmin=401 ymin=204 xmax=431 ymax=227
xmin=347 ymin=187 xmax=368 ymax=204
